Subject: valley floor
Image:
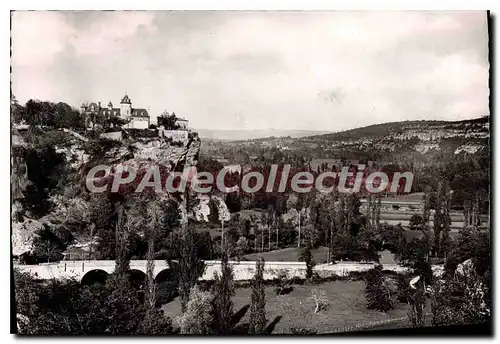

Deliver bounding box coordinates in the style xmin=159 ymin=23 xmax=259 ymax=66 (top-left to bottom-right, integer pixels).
xmin=161 ymin=280 xmax=412 ymax=334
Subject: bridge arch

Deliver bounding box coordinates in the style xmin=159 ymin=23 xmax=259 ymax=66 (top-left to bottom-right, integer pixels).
xmin=127 ymin=269 xmax=147 ymax=288
xmin=154 ymin=269 xmax=178 ymax=305
xmin=154 ymin=268 xmax=175 ymax=283
xmin=81 ymin=269 xmax=109 ymax=286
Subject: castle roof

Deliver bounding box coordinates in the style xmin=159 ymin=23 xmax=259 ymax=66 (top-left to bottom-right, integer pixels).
xmin=100 ymin=108 xmax=121 ymax=117
xmin=87 ymin=102 xmax=99 ymax=112
xmin=131 ymin=108 xmax=149 ymax=118
xmin=120 ymin=94 xmax=131 ymax=104
xmin=107 ymin=101 xmax=113 ymax=107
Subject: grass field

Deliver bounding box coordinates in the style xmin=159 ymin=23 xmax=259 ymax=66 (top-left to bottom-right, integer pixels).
xmin=242 ymin=246 xmax=330 ymax=263
xmin=403 ymin=229 xmax=462 ymax=242
xmin=243 ymin=247 xmax=400 ymax=265
xmin=161 ymin=280 xmax=411 ymax=334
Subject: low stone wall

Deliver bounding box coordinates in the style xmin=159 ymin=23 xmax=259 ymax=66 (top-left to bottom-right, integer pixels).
xmin=160 ymin=129 xmax=188 ymax=142
xmin=314 ymin=262 xmax=378 ymax=278
xmin=100 ymin=131 xmax=123 ymax=141
xmin=14 ymin=260 xmax=444 ymax=282
xmin=201 ymin=261 xmax=307 ymax=281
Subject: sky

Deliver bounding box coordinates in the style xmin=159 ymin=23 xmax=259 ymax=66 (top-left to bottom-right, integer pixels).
xmin=11 ymin=11 xmax=489 ymax=131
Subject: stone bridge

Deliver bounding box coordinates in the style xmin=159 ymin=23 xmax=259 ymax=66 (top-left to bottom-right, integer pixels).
xmin=13 ymin=260 xmax=426 ymax=284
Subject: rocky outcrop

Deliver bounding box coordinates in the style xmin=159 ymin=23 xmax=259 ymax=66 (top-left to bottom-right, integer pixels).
xmin=12 ymin=217 xmax=42 ymax=257
xmin=11 ymin=126 xmax=203 ymax=256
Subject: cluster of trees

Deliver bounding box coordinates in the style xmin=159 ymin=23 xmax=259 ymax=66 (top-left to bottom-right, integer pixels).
xmin=15 ymin=194 xmax=272 ymax=335
xmin=157 ymin=112 xmax=180 ymax=130
xmin=12 ymin=129 xmax=70 ymax=219
xmin=12 ymin=98 xmax=85 ymax=130
xmin=361 ymin=225 xmax=490 ymax=329
xmin=201 ymin=189 xmax=385 ymax=263
xmin=15 ymin=269 xmax=173 ymax=335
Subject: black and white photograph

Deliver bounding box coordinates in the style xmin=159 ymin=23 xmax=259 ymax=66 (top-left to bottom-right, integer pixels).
xmin=10 ymin=9 xmax=492 ymax=336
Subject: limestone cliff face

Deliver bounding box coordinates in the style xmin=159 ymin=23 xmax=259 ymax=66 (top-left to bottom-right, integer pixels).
xmin=11 ymin=128 xmax=37 ymax=257
xmin=11 ymin=128 xmax=29 ymax=201
xmin=11 ymin=127 xmax=202 ymax=257
xmin=127 ymin=134 xmax=200 ymax=169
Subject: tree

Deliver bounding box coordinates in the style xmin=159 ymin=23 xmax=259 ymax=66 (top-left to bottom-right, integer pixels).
xmin=431 ymin=260 xmax=490 ymax=326
xmin=225 ymin=192 xmax=242 ymax=213
xmin=379 ymin=223 xmax=405 ymax=254
xmin=235 ymin=237 xmax=249 ymax=260
xmin=25 ymin=99 xmax=56 ymax=126
xmin=32 ymin=227 xmax=65 ymax=263
xmin=11 ymin=93 xmax=24 ymax=123
xmin=15 ymin=269 xmax=175 ymax=335
xmin=104 ymin=272 xmax=145 ymax=334
xmin=445 ymin=229 xmax=490 ymax=277
xmin=53 ymin=102 xmax=84 ymax=129
xmin=114 ymin=204 xmax=129 ymax=275
xmin=157 ymin=112 xmax=179 ymax=130
xmin=299 ymin=245 xmax=315 ymax=279
xmin=395 ymin=237 xmax=433 ymax=286
xmin=274 ymin=270 xmax=291 ymax=296
xmin=249 ymin=257 xmax=266 ymax=334
xmin=177 ymin=285 xmax=214 ymax=335
xmin=107 ymin=116 xmax=128 ymax=128
xmin=143 ymin=234 xmax=156 ymax=329
xmin=20 ymin=143 xmax=66 ymax=218
xmin=138 ymin=308 xmax=174 ymax=335
xmin=310 ymin=289 xmax=329 ymax=313
xmin=169 ymin=224 xmax=206 ymax=312
xmin=124 ymin=196 xmax=165 ymax=315
xmin=89 ymin=194 xmax=116 ymax=258
xmin=365 ymin=266 xmax=394 ymax=312
xmin=211 ymin=250 xmax=235 ymax=334
xmin=407 ymin=278 xmax=426 ymax=328
xmin=316 ymin=193 xmax=337 ymax=263
xmin=432 ymin=181 xmax=452 ymax=257
xmin=409 ymin=214 xmax=424 ymax=231
xmin=14 ymin=270 xmax=40 ymax=333
xmin=16 ymin=276 xmax=109 ymax=334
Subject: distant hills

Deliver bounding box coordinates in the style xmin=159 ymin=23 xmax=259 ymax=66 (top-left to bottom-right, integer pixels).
xmin=303 ymin=116 xmax=490 ymax=143
xmin=196 ymin=129 xmax=331 ymax=141
xmin=199 ymin=116 xmax=490 ymax=166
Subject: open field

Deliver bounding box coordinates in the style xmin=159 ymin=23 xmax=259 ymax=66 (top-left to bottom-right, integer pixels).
xmin=161 ymin=280 xmax=411 ymax=334
xmin=403 ymin=229 xmax=462 ymax=242
xmin=243 ymin=246 xmax=330 ymax=263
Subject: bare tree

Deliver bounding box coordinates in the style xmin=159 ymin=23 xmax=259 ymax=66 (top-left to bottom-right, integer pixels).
xmin=310 ymin=289 xmax=329 ymax=313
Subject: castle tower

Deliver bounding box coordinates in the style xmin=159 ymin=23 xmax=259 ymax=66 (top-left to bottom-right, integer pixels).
xmin=107 ymin=101 xmax=113 ymax=110
xmin=120 ymin=94 xmax=132 ymax=119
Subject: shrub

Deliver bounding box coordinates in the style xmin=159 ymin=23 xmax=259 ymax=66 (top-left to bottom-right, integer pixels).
xmin=407 ymin=287 xmax=426 ymax=328
xmin=431 ymin=261 xmax=490 ymax=326
xmin=177 ymin=285 xmax=214 ymax=335
xmin=211 ymin=252 xmax=235 ymax=334
xmin=274 ymin=271 xmax=292 ymax=295
xmin=299 ymin=246 xmax=315 ymax=279
xmin=310 ymin=289 xmax=329 ymax=313
xmin=249 ymin=257 xmax=266 ymax=334
xmin=396 ymin=273 xmax=413 ymax=303
xmin=364 ymin=266 xmax=394 ymax=312
xmin=155 ymin=281 xmax=179 ymax=306
xmin=290 ymin=327 xmax=317 ymax=334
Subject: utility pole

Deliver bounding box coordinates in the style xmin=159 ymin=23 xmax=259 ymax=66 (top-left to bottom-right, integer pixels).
xmin=261 ymin=225 xmax=264 ymax=252
xmin=297 ymin=211 xmax=301 ymax=248
xmin=276 ymin=225 xmax=279 ymax=250
xmin=89 ymin=223 xmax=95 ymax=261
xmin=268 ymin=214 xmax=272 ymax=251
xmin=221 ymin=219 xmax=224 ymax=251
